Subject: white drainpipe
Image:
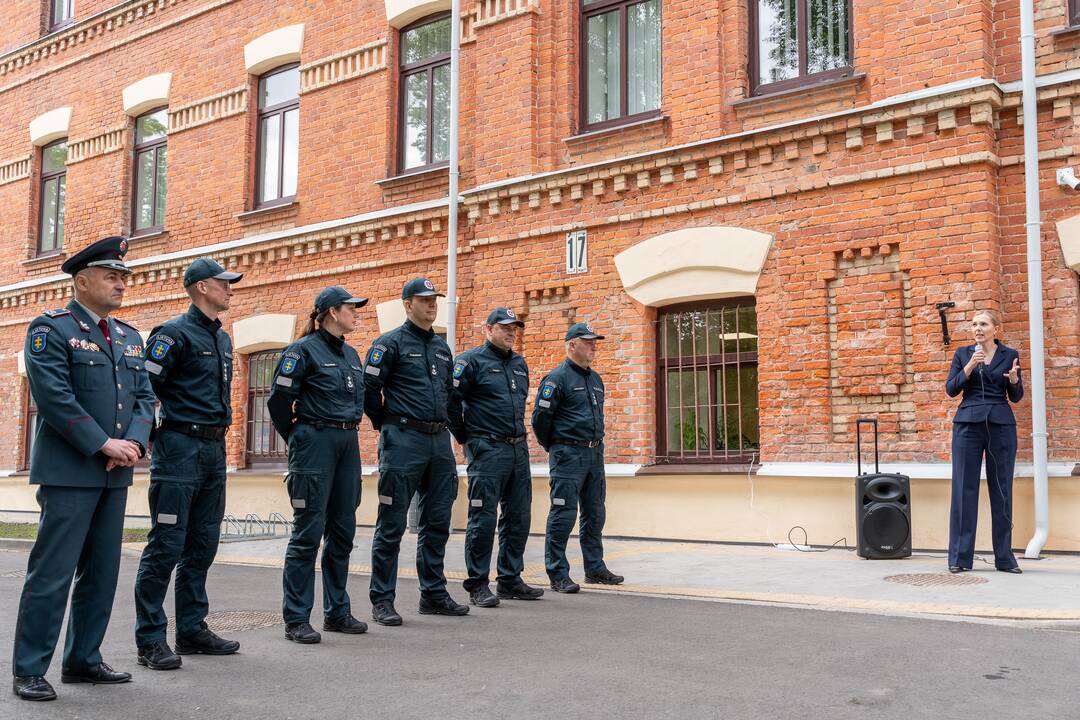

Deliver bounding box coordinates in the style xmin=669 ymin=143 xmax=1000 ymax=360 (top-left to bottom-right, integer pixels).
xmin=445 ymin=0 xmax=462 ymax=353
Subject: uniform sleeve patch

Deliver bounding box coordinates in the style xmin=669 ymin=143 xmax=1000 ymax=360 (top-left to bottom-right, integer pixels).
xmin=280 ymin=351 xmax=301 ymax=376
xmin=373 ymin=343 xmax=388 ymax=351
xmin=29 ymin=329 xmax=48 ymax=353
xmin=145 ymin=360 xmax=163 ymax=375
xmin=275 ymin=376 xmax=294 ymax=387
xmin=365 ymin=365 xmax=381 ymax=376
xmin=453 ymin=362 xmax=466 ymax=378
xmin=537 ymin=399 xmax=551 ymax=408
xmin=368 ymin=348 xmax=384 ymax=366
xmin=149 ymin=335 xmax=175 ymax=360
xmin=541 ymin=382 xmax=556 ymax=399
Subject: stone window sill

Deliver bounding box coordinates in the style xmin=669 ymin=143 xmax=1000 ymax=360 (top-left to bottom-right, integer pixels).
xmin=21 ymin=251 xmax=67 ymax=267
xmin=375 ymin=165 xmax=449 ymax=189
xmin=129 ymin=229 xmax=167 ymax=242
xmin=636 ymin=462 xmax=759 ymax=477
xmin=1051 ymin=25 xmax=1080 ymax=39
xmin=237 ymin=200 xmax=297 ymax=222
xmin=733 ymin=73 xmax=866 ymax=110
xmin=564 ymin=114 xmax=668 ymax=145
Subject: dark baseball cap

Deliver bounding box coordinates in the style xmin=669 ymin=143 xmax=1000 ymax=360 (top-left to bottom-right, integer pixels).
xmin=486 ymin=307 xmax=524 ymax=327
xmin=402 ymin=277 xmax=444 ymax=299
xmin=315 ymin=286 xmax=368 ymax=313
xmin=183 ymin=257 xmax=243 ymax=287
xmin=565 ymin=322 xmax=604 ymax=341
xmin=61 ymin=235 xmax=132 ymax=275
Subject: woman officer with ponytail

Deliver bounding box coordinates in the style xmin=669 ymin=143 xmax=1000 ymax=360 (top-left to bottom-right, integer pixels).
xmin=268 ymin=287 xmax=370 ymax=643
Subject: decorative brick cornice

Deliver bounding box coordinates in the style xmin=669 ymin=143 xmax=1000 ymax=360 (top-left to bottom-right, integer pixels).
xmin=300 ymin=40 xmax=388 ymax=94
xmin=168 ymin=86 xmax=247 ymax=134
xmin=0 ymin=156 xmax=31 ymax=186
xmin=68 ymin=126 xmax=126 ymax=164
xmin=0 ymin=0 xmax=240 ymax=94
xmin=474 ymin=0 xmax=540 ymax=29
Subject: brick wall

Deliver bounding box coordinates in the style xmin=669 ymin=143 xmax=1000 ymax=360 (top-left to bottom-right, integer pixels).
xmin=0 ymin=0 xmax=1077 ymax=474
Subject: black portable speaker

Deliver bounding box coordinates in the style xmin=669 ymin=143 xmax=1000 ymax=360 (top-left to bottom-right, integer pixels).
xmin=855 ymin=419 xmax=912 ymax=559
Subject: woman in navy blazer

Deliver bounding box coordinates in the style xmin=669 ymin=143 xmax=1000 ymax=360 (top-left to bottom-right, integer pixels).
xmin=945 ymin=310 xmax=1024 ymax=574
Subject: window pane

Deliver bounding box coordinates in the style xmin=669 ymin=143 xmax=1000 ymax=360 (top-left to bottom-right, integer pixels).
xmin=403 ymin=71 xmax=429 ymax=169
xmin=807 ymin=0 xmax=848 ymax=74
xmin=587 ymin=11 xmax=620 ymax=124
xmin=40 ymin=178 xmax=59 ymax=252
xmin=154 ymin=146 xmax=167 ymax=227
xmin=403 ymin=17 xmax=451 ymax=64
xmin=55 ymin=176 xmax=65 ymax=248
xmin=259 ymin=114 xmax=281 ymax=203
xmin=667 ymin=369 xmax=708 ymax=453
xmin=282 ymin=109 xmax=299 ymax=197
xmin=627 ymin=0 xmax=661 ymax=115
xmin=52 ymin=0 xmax=73 ymax=26
xmin=758 ymin=0 xmax=798 ymax=86
xmin=135 ymin=150 xmax=155 ymax=230
xmin=431 ymin=64 xmax=450 ymax=163
xmin=136 ymin=109 xmax=168 ymax=144
xmin=739 ymin=305 xmax=758 ymax=352
xmin=260 ymin=66 xmax=300 ymax=109
xmin=43 ymin=142 xmax=67 ymax=173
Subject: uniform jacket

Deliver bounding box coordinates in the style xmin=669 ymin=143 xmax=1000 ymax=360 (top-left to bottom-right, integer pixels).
xmin=143 ymin=304 xmax=234 ymax=427
xmin=946 ymin=341 xmax=1024 ymax=424
xmin=362 ymin=320 xmax=454 ymax=430
xmin=531 ymin=359 xmax=605 ymax=451
xmin=447 ymin=341 xmax=529 ymax=444
xmin=267 ymin=328 xmax=365 ymax=440
xmin=24 ymin=300 xmax=155 ymax=487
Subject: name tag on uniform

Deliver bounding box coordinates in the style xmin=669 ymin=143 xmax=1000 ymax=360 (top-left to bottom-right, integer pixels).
xmin=145 ymin=360 xmax=163 ymax=375
xmin=199 ymin=351 xmax=213 ymax=356
xmin=435 ymin=353 xmax=451 ymax=362
xmin=538 ymin=399 xmax=551 ymax=408
xmin=276 ymin=376 xmax=294 ymax=387
xmin=407 ymin=353 xmax=423 ymax=358
xmin=365 ymin=366 xmax=381 ymax=376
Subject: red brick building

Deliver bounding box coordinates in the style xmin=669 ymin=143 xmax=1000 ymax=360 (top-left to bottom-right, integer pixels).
xmin=0 ymin=0 xmax=1078 ymax=549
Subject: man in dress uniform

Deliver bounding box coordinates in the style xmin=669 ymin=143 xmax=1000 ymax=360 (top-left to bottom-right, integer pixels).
xmin=132 ymin=258 xmax=242 ymax=670
xmin=12 ymin=236 xmax=155 ymax=701
xmin=363 ymin=277 xmax=468 ymax=625
xmin=531 ymin=322 xmax=624 ymax=593
xmin=448 ymin=308 xmax=544 ymax=607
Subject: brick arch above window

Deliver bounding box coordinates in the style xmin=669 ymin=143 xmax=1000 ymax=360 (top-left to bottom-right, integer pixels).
xmin=375 ymin=298 xmax=448 ymax=334
xmin=386 ymin=0 xmax=451 ymax=28
xmin=233 ymin=313 xmax=298 ymax=354
xmin=123 ymin=73 xmax=172 ymax=117
xmin=1055 ymin=213 xmax=1080 ymax=274
xmin=244 ymin=24 xmax=306 ymax=76
xmin=29 ymin=107 xmax=72 ymax=147
xmin=614 ymin=226 xmax=773 ymax=307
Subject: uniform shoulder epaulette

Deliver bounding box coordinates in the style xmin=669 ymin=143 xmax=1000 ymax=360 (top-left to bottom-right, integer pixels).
xmin=114 ymin=317 xmax=139 ymax=331
xmin=42 ymin=308 xmax=70 ymax=318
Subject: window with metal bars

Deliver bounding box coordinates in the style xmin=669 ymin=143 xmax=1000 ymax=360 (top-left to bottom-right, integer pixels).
xmin=23 ymin=386 xmax=38 ymax=471
xmin=655 ymin=300 xmax=759 ymax=463
xmin=246 ymin=350 xmax=287 ymax=464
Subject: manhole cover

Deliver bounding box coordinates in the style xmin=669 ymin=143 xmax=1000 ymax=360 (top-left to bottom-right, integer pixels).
xmin=884 ymin=573 xmax=988 ymax=587
xmin=0 ymin=570 xmax=26 ymax=579
xmin=167 ymin=610 xmax=280 ymax=633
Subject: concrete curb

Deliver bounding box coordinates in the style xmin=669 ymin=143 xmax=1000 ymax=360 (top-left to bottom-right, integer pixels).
xmin=0 ymin=537 xmax=34 ymax=550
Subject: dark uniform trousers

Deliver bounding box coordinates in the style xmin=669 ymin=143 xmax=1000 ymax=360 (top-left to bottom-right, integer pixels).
xmin=134 ymin=429 xmax=227 ymax=646
xmin=949 ymin=421 xmax=1018 ymax=569
xmin=463 ymin=439 xmax=532 ymax=591
xmin=370 ymin=424 xmax=457 ymax=604
xmin=13 ymin=486 xmax=127 ymax=676
xmin=545 ymin=443 xmax=607 ymax=580
xmin=283 ymin=424 xmax=361 ymax=623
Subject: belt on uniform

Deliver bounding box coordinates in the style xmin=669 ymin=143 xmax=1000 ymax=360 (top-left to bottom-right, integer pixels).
xmin=297 ymin=419 xmax=360 ymax=430
xmin=385 ymin=414 xmax=447 ymax=434
xmin=159 ymin=420 xmax=228 ymax=440
xmin=468 ymin=433 xmax=527 ymax=445
xmin=552 ymin=438 xmax=602 ymax=448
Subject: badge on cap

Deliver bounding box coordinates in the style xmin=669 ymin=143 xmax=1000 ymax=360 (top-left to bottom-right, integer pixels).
xmin=119 ymin=239 xmax=128 ymax=254
xmin=424 ymin=280 xmax=434 ymax=290
xmin=585 ymin=323 xmax=594 ymax=333
xmin=30 ymin=326 xmax=49 ymax=354
xmin=506 ymin=308 xmax=516 ymax=318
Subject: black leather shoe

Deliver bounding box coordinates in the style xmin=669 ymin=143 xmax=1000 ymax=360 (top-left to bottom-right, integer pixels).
xmin=947 ymin=566 xmax=966 ymax=574
xmin=549 ymin=577 xmax=581 ymax=594
xmin=496 ymin=581 xmax=545 ymax=600
xmin=176 ymin=623 xmax=240 ymax=655
xmin=323 ymin=614 xmax=368 ymax=634
xmin=61 ymin=661 xmax=131 ymax=684
xmin=13 ymin=675 xmax=56 ymax=701
xmin=997 ymin=565 xmax=1023 ymax=574
xmin=469 ymin=585 xmax=500 ymax=608
xmin=419 ymin=595 xmax=470 ymax=616
xmin=585 ymin=569 xmax=624 ymax=585
xmin=284 ymin=622 xmax=322 ymax=644
xmin=137 ymin=640 xmax=182 ymax=670
xmin=372 ymin=601 xmax=403 ymax=627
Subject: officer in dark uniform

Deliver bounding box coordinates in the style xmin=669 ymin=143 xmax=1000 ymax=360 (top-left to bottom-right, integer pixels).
xmin=363 ymin=277 xmax=468 ymax=625
xmin=531 ymin=322 xmax=624 ymax=593
xmin=12 ymin=236 xmax=155 ymax=701
xmin=268 ymin=287 xmax=370 ymax=644
xmin=133 ymin=257 xmax=243 ymax=670
xmin=448 ymin=308 xmax=544 ymax=607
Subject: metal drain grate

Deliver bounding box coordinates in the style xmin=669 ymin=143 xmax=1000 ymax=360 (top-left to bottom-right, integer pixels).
xmin=167 ymin=610 xmax=281 ymax=634
xmin=884 ymin=573 xmax=988 ymax=587
xmin=0 ymin=570 xmax=26 ymax=579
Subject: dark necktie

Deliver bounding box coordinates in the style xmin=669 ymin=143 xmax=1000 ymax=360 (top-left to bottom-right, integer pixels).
xmin=98 ymin=318 xmax=111 ymax=345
